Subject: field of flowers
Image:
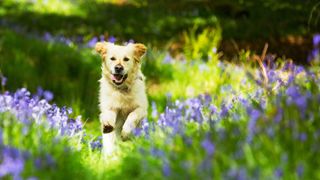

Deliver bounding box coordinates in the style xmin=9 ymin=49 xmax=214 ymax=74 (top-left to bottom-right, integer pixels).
xmin=1 ymin=35 xmax=320 ymax=178
xmin=1 ymin=0 xmax=320 ymax=179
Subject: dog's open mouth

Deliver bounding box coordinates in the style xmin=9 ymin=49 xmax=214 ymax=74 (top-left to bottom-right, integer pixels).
xmin=111 ymin=74 xmax=128 ymax=85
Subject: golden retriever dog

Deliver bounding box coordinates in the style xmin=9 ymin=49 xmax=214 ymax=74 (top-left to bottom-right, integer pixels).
xmin=95 ymin=42 xmax=148 ymax=156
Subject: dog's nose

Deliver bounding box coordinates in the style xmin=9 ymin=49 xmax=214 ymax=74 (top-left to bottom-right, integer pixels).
xmin=114 ymin=65 xmax=123 ymax=73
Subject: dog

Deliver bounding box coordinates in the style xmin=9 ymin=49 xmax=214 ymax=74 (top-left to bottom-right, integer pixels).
xmin=95 ymin=42 xmax=148 ymax=155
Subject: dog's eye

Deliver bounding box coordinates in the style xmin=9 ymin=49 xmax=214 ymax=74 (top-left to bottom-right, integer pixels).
xmin=123 ymin=57 xmax=130 ymax=61
xmin=110 ymin=57 xmax=116 ymax=61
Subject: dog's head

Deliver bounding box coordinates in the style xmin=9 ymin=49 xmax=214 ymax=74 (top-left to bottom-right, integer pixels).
xmin=95 ymin=42 xmax=147 ymax=86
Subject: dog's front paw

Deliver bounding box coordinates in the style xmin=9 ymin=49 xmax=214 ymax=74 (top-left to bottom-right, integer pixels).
xmin=121 ymin=127 xmax=132 ymax=141
xmin=102 ymin=124 xmax=114 ymax=134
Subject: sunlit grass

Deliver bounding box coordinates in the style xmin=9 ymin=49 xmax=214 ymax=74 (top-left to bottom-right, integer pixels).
xmin=1 ymin=0 xmax=143 ymax=17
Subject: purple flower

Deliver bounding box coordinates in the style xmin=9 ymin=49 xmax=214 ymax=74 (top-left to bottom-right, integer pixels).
xmin=162 ymin=162 xmax=171 ymax=177
xmin=295 ymin=66 xmax=305 ymax=74
xmin=133 ymin=128 xmax=142 ymax=136
xmin=274 ymin=168 xmax=283 ymax=178
xmin=163 ymin=53 xmax=173 ymax=64
xmin=141 ymin=118 xmax=149 ymax=133
xmin=209 ymin=105 xmax=217 ymax=114
xmin=294 ymin=96 xmax=307 ymax=112
xmin=313 ymin=34 xmax=320 ymax=46
xmin=1 ymin=76 xmax=7 ymax=86
xmin=299 ymin=133 xmax=307 ymax=142
xmin=296 ymin=164 xmax=304 ymax=177
xmin=151 ymin=101 xmax=158 ymax=119
xmin=267 ymin=70 xmax=278 ymax=83
xmin=274 ymin=108 xmax=282 ymax=123
xmin=201 ymin=136 xmax=215 ymax=156
xmin=43 ymin=90 xmax=54 ymax=101
xmin=45 ymin=154 xmax=55 ymax=167
xmin=0 ymin=147 xmax=25 ymax=179
xmin=90 ymin=138 xmax=102 ymax=150
xmin=282 ymin=61 xmax=294 ymax=71
xmin=43 ymin=32 xmax=52 ymax=41
xmin=99 ymin=35 xmax=105 ymax=41
xmin=150 ymin=147 xmax=165 ymax=158
xmin=87 ymin=37 xmax=98 ymax=48
xmin=308 ymin=48 xmax=319 ymax=63
xmin=247 ymin=108 xmax=260 ymax=142
xmin=220 ymin=103 xmax=232 ymax=117
xmin=227 ymin=168 xmax=247 ymax=180
xmin=108 ymin=36 xmax=116 ymax=43
xmin=286 ymin=86 xmax=300 ymax=99
xmin=34 ymin=158 xmax=42 ymax=169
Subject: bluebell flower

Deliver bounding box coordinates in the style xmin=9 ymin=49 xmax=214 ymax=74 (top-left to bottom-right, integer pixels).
xmin=87 ymin=37 xmax=98 ymax=48
xmin=162 ymin=161 xmax=171 ymax=177
xmin=0 ymin=75 xmax=7 ymax=87
xmin=220 ymin=103 xmax=232 ymax=117
xmin=296 ymin=164 xmax=304 ymax=177
xmin=294 ymin=65 xmax=305 ymax=74
xmin=141 ymin=118 xmax=149 ymax=134
xmin=209 ymin=104 xmax=217 ymax=115
xmin=313 ymin=34 xmax=320 ymax=46
xmin=299 ymin=133 xmax=307 ymax=142
xmin=267 ymin=70 xmax=278 ymax=83
xmin=0 ymin=147 xmax=25 ymax=179
xmin=163 ymin=53 xmax=173 ymax=64
xmin=108 ymin=36 xmax=116 ymax=43
xmin=43 ymin=32 xmax=52 ymax=42
xmin=150 ymin=147 xmax=165 ymax=158
xmin=201 ymin=94 xmax=212 ymax=106
xmin=247 ymin=108 xmax=261 ymax=142
xmin=286 ymin=86 xmax=300 ymax=99
xmin=99 ymin=35 xmax=105 ymax=41
xmin=274 ymin=108 xmax=282 ymax=123
xmin=43 ymin=90 xmax=54 ymax=101
xmin=294 ymin=96 xmax=307 ymax=112
xmin=282 ymin=61 xmax=294 ymax=71
xmin=133 ymin=128 xmax=142 ymax=137
xmin=201 ymin=136 xmax=215 ymax=156
xmin=90 ymin=138 xmax=102 ymax=151
xmin=227 ymin=168 xmax=247 ymax=180
xmin=151 ymin=101 xmax=158 ymax=119
xmin=274 ymin=168 xmax=283 ymax=178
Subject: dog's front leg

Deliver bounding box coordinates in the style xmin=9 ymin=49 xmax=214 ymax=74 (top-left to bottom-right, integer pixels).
xmin=121 ymin=107 xmax=147 ymax=140
xmin=100 ymin=110 xmax=117 ymax=156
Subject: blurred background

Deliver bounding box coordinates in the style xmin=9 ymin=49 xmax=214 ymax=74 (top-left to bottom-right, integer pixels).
xmin=0 ymin=0 xmax=319 ymax=120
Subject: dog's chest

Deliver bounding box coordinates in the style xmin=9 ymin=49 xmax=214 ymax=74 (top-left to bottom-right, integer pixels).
xmin=108 ymin=89 xmax=137 ymax=111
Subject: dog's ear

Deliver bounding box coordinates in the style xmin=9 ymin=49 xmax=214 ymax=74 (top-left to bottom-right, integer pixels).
xmin=95 ymin=42 xmax=108 ymax=60
xmin=133 ymin=43 xmax=147 ymax=61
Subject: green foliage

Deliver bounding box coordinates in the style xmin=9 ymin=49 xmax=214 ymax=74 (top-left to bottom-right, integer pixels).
xmin=183 ymin=25 xmax=221 ymax=61
xmin=0 ymin=29 xmax=101 ymax=118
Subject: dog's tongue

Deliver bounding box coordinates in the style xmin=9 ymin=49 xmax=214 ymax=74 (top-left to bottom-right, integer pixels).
xmin=111 ymin=74 xmax=123 ymax=82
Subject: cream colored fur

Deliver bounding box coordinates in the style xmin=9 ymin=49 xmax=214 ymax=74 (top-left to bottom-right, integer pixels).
xmin=95 ymin=42 xmax=148 ymax=156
